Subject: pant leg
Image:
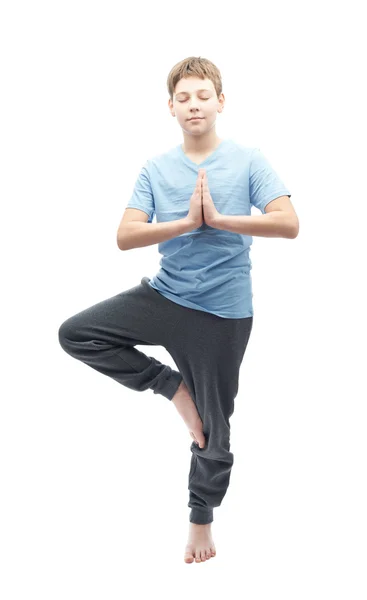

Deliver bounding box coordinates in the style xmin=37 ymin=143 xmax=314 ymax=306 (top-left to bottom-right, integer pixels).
xmin=166 ymin=307 xmax=253 ymax=524
xmin=58 ymin=277 xmax=183 ymax=401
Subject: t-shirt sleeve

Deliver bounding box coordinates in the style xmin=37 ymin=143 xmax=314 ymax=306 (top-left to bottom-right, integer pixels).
xmin=249 ymin=148 xmax=292 ymax=214
xmin=125 ymin=161 xmax=155 ymax=223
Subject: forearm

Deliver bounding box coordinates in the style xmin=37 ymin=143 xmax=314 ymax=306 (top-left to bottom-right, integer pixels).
xmin=214 ymin=212 xmax=298 ymax=238
xmin=117 ymin=218 xmax=193 ymax=250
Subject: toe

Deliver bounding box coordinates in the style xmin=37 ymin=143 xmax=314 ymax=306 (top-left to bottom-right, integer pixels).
xmin=206 ymin=549 xmax=211 ymax=560
xmin=184 ymin=555 xmax=194 ymax=563
xmin=211 ymin=546 xmax=216 ymax=557
xmin=198 ymin=434 xmax=206 ymax=448
xmin=191 ymin=426 xmax=206 ymax=449
xmin=200 ymin=549 xmax=207 ymax=561
xmin=184 ymin=547 xmax=194 ymax=563
xmin=195 ymin=550 xmax=201 ymax=562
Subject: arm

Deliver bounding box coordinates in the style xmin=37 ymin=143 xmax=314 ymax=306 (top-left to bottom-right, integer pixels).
xmin=213 ymin=196 xmax=299 ymax=239
xmin=120 ymin=162 xmax=195 ymax=250
xmin=118 ymin=218 xmax=194 ymax=250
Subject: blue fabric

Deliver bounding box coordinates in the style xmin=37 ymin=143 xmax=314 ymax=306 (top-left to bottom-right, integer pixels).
xmin=126 ymin=138 xmax=291 ymax=318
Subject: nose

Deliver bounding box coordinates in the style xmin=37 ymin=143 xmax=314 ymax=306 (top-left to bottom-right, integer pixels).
xmin=188 ymin=99 xmax=200 ymax=110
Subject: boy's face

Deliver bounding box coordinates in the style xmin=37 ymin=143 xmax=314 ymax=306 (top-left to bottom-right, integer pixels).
xmin=169 ymin=76 xmax=224 ymax=136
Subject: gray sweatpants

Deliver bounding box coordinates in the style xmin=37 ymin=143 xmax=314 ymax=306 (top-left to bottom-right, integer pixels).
xmin=58 ymin=276 xmax=253 ymax=524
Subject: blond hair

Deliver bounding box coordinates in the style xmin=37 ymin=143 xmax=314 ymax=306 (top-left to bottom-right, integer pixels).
xmin=167 ymin=56 xmax=222 ymax=101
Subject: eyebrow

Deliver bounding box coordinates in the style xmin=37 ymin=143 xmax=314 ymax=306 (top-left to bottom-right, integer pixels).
xmin=175 ymin=89 xmax=212 ymax=96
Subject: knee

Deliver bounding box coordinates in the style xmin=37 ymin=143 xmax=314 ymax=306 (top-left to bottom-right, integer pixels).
xmin=58 ymin=318 xmax=77 ymax=354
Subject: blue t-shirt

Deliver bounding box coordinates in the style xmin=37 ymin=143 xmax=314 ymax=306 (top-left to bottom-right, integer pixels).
xmin=126 ymin=138 xmax=291 ymax=319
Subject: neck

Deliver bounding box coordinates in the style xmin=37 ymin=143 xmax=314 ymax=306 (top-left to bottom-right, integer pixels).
xmin=181 ymin=129 xmax=222 ymax=154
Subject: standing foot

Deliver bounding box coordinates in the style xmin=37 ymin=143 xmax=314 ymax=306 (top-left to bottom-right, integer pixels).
xmin=184 ymin=523 xmax=216 ymax=564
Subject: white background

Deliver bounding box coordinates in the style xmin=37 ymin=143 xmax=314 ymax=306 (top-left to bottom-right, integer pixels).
xmin=1 ymin=0 xmax=366 ymax=597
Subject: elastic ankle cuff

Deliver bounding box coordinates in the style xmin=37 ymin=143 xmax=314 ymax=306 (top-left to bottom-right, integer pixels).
xmin=153 ymin=367 xmax=183 ymax=401
xmin=189 ymin=507 xmax=214 ymax=524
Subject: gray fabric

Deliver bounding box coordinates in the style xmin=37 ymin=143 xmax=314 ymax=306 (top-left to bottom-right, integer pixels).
xmin=58 ymin=276 xmax=253 ymax=524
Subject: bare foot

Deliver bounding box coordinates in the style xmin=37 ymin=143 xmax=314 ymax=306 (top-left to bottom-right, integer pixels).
xmin=184 ymin=523 xmax=216 ymax=563
xmin=171 ymin=380 xmax=206 ymax=448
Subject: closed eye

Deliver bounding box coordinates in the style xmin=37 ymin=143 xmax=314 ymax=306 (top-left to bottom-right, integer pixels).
xmin=178 ymin=98 xmax=210 ymax=102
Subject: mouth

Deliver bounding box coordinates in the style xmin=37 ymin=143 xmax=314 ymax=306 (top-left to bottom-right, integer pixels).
xmin=189 ymin=117 xmax=204 ymax=121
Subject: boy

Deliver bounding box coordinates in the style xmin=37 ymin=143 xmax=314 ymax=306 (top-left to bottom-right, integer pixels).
xmin=58 ymin=56 xmax=299 ymax=564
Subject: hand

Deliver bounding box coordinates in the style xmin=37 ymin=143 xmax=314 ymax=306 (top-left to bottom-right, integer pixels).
xmin=201 ymin=170 xmax=221 ymax=227
xmin=185 ymin=170 xmax=204 ymax=230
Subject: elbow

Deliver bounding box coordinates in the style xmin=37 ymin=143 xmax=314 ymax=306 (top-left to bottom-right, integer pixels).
xmin=292 ymin=219 xmax=300 ymax=238
xmin=116 ymin=231 xmax=127 ymax=251
xmin=287 ymin=229 xmax=299 ymax=239
xmin=288 ymin=217 xmax=299 ymax=239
